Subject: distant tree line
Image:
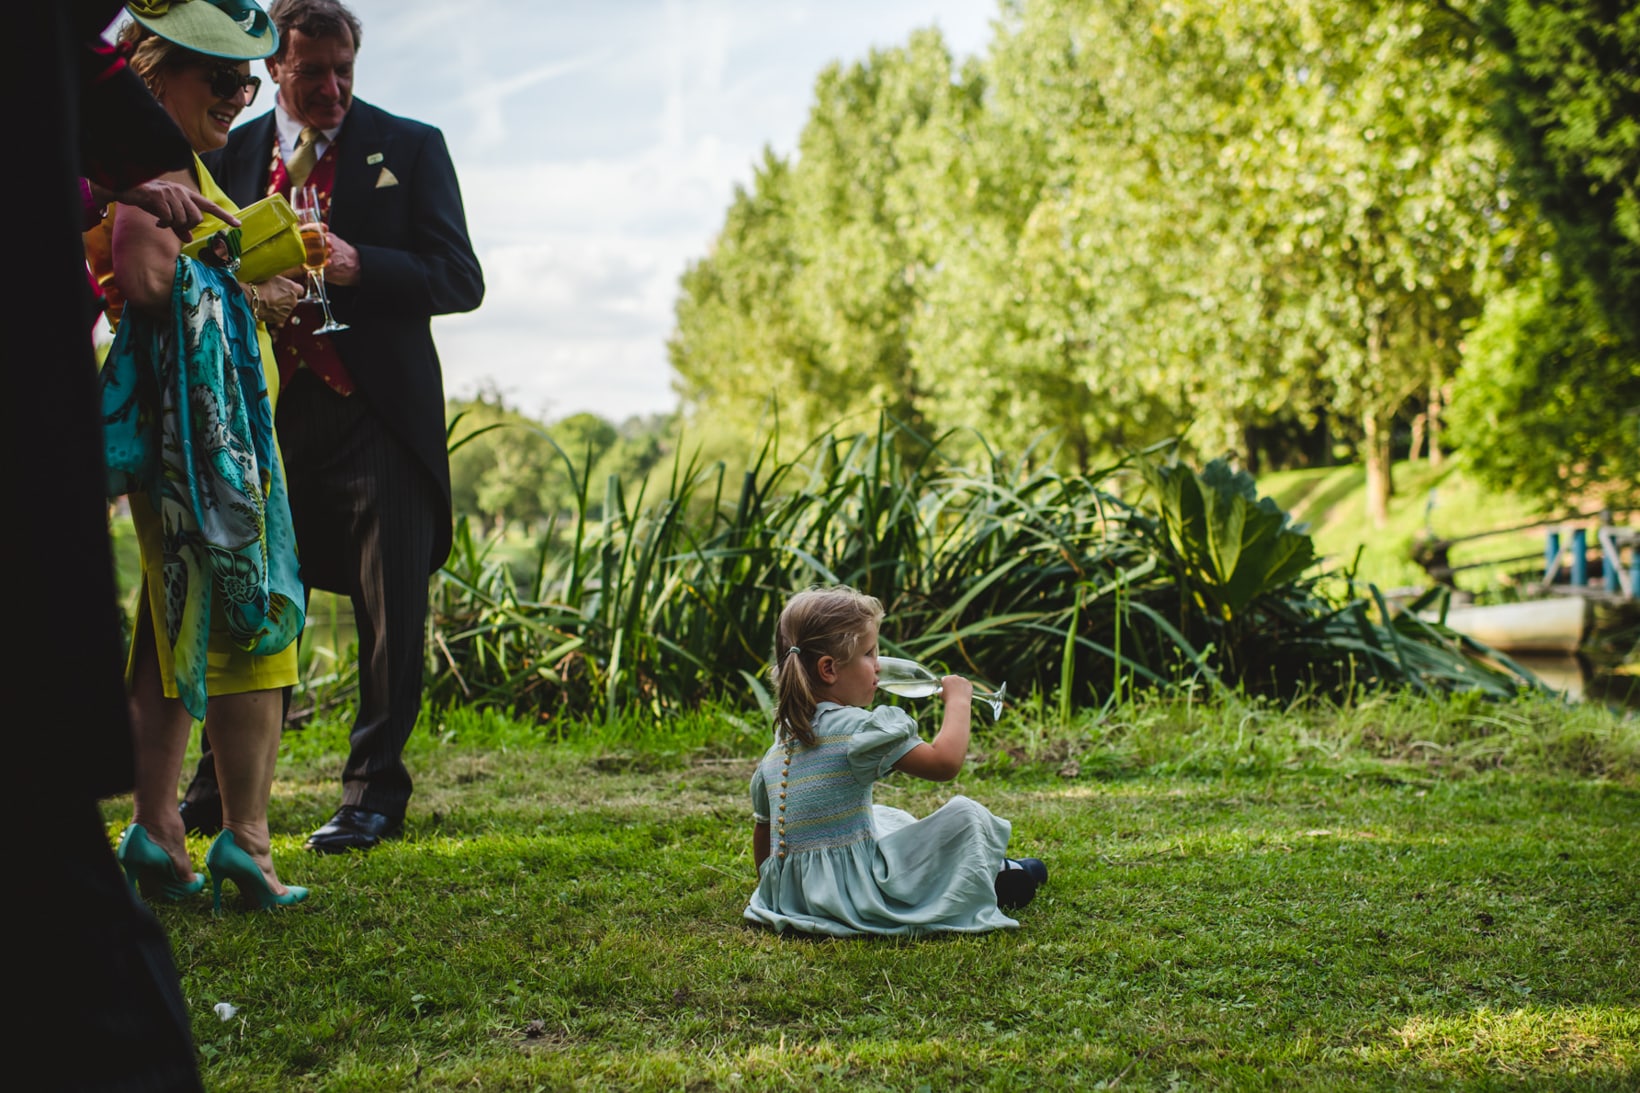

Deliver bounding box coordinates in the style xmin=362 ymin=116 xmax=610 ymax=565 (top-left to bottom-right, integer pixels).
xmin=446 ymin=386 xmax=672 ymax=532
xmin=668 ymin=0 xmax=1639 ymax=520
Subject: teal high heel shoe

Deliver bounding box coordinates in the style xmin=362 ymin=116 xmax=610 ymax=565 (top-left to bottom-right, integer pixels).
xmin=116 ymin=823 xmax=205 ymax=902
xmin=204 ymin=830 xmax=309 ymax=913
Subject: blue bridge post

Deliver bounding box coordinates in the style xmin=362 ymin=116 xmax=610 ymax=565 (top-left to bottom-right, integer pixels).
xmin=1601 ymin=512 xmax=1621 ymax=594
xmin=1570 ymin=528 xmax=1588 ymax=587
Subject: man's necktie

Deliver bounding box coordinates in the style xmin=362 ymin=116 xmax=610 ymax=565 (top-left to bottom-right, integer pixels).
xmin=287 ymin=126 xmax=320 ymax=190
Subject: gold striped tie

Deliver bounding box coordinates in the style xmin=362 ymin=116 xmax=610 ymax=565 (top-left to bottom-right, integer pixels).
xmin=287 ymin=126 xmax=320 ymax=190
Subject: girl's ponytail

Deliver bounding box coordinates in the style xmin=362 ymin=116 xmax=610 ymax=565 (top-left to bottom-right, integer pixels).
xmin=774 ymin=642 xmax=819 ymax=747
xmin=771 ymin=586 xmax=883 ymax=747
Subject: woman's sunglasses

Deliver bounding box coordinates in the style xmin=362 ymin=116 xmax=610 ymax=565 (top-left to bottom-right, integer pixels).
xmin=204 ymin=67 xmax=262 ymax=106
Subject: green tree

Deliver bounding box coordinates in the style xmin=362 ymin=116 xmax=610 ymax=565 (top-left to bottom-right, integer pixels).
xmin=1440 ymin=0 xmax=1640 ymax=507
xmin=448 ymin=392 xmax=555 ymax=531
xmin=590 ymin=413 xmax=676 ymax=497
xmin=1474 ymin=0 xmax=1640 ymax=349
xmin=448 ymin=395 xmax=629 ymax=531
xmin=672 ymin=0 xmax=1521 ymax=505
xmin=671 ymin=32 xmax=972 ymax=455
xmin=670 ymin=150 xmax=820 ymax=452
xmin=538 ymin=412 xmax=619 ymax=518
xmin=448 ymin=389 xmax=515 ymax=525
xmin=941 ymin=0 xmax=1502 ymax=508
xmin=1266 ymin=0 xmax=1502 ymax=524
xmin=1450 ymin=265 xmax=1640 ymax=507
xmin=913 ymin=0 xmax=1189 ymax=470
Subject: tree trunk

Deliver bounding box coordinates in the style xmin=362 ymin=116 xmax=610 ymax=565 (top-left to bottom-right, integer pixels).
xmin=1242 ymin=424 xmax=1261 ymax=476
xmin=1427 ymin=381 xmax=1445 ymax=468
xmin=1363 ymin=410 xmax=1393 ymax=527
xmin=1362 ymin=305 xmax=1394 ymax=526
xmin=1408 ymin=412 xmax=1427 ymax=463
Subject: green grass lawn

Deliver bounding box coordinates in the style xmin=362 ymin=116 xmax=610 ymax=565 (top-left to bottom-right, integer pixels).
xmin=103 ymin=695 xmax=1640 ymax=1091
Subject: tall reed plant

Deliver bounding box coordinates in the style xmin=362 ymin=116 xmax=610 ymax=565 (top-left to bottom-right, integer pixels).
xmin=427 ymin=420 xmax=1540 ymax=722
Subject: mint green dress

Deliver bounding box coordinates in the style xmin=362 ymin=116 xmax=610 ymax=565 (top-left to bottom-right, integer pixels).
xmin=745 ymin=702 xmax=1019 ymax=937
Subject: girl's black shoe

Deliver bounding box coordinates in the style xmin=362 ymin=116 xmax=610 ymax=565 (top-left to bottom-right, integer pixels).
xmin=178 ymin=795 xmax=222 ymax=836
xmin=995 ymin=857 xmax=1048 ymax=910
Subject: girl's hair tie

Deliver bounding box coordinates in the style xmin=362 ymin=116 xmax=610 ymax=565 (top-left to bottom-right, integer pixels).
xmin=787 ymin=646 xmax=802 ymax=657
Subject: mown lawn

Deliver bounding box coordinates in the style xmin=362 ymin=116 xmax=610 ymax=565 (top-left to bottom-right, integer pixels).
xmin=105 ymin=695 xmax=1639 ymax=1091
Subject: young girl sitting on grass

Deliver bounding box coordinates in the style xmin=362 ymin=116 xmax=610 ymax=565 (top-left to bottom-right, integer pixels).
xmin=744 ymin=585 xmax=1046 ymax=937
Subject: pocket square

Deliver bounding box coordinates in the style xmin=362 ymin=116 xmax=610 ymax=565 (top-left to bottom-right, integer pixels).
xmin=374 ymin=167 xmax=399 ymax=189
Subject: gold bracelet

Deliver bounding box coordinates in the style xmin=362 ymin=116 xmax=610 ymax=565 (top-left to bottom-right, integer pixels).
xmin=247 ymin=283 xmax=262 ymax=321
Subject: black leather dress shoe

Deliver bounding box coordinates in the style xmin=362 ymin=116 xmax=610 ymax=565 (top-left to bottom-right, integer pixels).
xmin=304 ymin=806 xmax=403 ymax=854
xmin=178 ymin=796 xmax=223 ymax=837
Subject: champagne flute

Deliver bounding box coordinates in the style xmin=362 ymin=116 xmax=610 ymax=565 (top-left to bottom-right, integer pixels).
xmin=289 ymin=185 xmax=323 ymax=302
xmin=292 ymin=184 xmax=349 ymax=333
xmin=876 ymin=656 xmax=1008 ymax=719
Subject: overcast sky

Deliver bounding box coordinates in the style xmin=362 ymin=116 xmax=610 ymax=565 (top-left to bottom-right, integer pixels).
xmin=229 ymin=0 xmax=1001 ymax=423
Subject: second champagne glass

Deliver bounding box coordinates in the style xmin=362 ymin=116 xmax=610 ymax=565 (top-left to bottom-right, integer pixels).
xmin=292 ymin=185 xmax=348 ymax=333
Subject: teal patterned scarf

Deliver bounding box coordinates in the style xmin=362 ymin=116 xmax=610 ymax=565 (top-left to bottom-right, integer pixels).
xmin=102 ymin=257 xmax=304 ymax=720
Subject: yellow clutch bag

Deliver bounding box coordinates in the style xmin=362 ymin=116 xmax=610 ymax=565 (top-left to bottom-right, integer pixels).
xmin=183 ymin=193 xmax=305 ymax=284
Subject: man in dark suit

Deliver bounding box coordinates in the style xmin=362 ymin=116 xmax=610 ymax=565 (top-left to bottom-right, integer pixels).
xmin=186 ymin=0 xmax=484 ymax=852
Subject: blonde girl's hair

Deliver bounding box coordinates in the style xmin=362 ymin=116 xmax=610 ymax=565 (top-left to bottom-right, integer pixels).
xmin=772 ymin=585 xmax=883 ymax=747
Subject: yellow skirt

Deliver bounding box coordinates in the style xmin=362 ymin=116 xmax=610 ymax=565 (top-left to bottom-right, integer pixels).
xmin=124 ymin=323 xmax=299 ymax=697
xmin=128 ymin=501 xmax=300 ymax=697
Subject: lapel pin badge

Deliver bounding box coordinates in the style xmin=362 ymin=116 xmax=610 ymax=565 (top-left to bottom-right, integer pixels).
xmin=366 ymin=152 xmax=384 ymax=164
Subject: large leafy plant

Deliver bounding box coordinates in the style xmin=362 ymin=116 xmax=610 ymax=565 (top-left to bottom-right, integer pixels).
xmin=1139 ymin=457 xmax=1316 ymax=621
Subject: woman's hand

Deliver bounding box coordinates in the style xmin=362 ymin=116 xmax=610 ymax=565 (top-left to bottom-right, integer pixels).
xmin=247 ymin=275 xmax=303 ymax=330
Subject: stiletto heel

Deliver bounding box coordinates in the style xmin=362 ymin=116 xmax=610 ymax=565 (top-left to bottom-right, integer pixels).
xmin=116 ymin=823 xmax=205 ymax=902
xmin=204 ymin=830 xmax=308 ymax=913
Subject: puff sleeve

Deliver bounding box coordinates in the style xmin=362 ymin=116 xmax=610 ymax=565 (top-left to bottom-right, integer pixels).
xmin=750 ymin=764 xmax=770 ymax=824
xmin=846 ymin=705 xmax=923 ymax=784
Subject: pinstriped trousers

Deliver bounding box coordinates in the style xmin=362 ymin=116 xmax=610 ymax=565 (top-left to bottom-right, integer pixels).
xmin=188 ymin=370 xmax=438 ymax=819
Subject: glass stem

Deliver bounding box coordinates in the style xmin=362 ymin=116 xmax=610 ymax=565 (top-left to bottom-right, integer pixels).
xmin=313 ymin=268 xmax=339 ymax=326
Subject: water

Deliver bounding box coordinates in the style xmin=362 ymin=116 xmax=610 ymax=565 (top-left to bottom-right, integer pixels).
xmin=878 ymin=680 xmax=943 ymax=699
xmin=875 ymin=656 xmax=1009 ymax=717
xmin=1512 ymin=654 xmax=1586 ymax=699
xmin=1512 ymin=653 xmax=1640 ymax=709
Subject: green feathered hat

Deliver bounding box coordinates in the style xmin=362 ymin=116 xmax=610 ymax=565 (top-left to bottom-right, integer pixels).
xmin=126 ymin=0 xmax=280 ymax=61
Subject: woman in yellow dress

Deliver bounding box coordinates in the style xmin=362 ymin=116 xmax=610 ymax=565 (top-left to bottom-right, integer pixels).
xmin=94 ymin=0 xmax=309 ymax=911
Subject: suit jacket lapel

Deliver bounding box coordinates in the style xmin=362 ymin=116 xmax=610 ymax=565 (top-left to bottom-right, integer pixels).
xmin=240 ymin=112 xmax=279 ymax=198
xmin=329 ymin=101 xmax=392 ymax=236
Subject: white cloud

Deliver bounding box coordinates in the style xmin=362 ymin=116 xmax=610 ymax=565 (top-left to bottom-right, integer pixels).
xmin=457 ymin=52 xmax=617 ymax=151
xmin=310 ymin=0 xmax=1000 ymax=423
